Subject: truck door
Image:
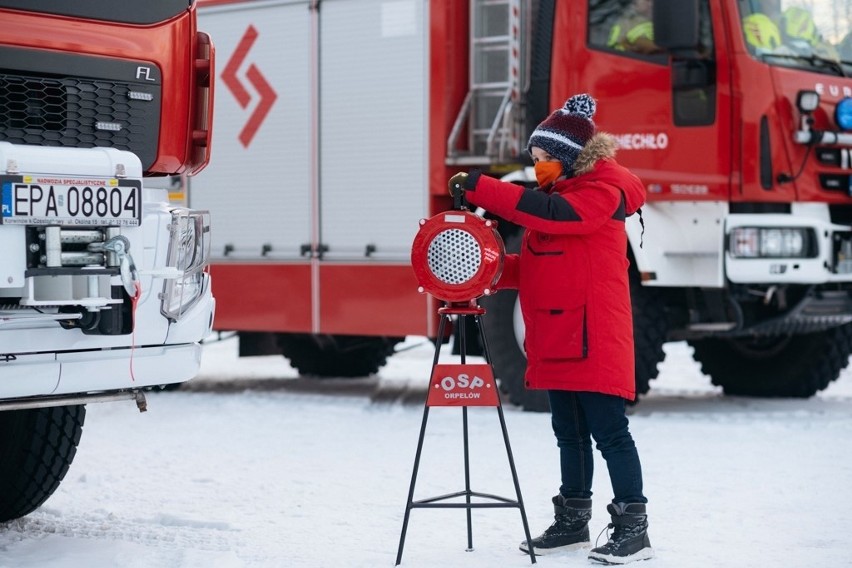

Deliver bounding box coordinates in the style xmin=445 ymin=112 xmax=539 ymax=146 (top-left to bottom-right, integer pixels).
xmin=199 ymin=0 xmax=428 ymax=263
xmin=191 ymin=0 xmax=313 ymax=262
xmin=318 ymin=0 xmax=427 ymax=263
xmin=314 ymin=0 xmax=429 ymax=336
xmin=547 ymin=0 xmax=734 ymax=287
xmin=556 ymin=0 xmax=732 ymax=202
xmin=194 ymin=0 xmax=430 ymax=336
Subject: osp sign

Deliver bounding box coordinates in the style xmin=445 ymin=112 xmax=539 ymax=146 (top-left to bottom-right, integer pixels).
xmin=426 ymin=364 xmax=499 ymax=407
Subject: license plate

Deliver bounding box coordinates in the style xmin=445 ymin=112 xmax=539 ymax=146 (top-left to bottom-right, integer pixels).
xmin=0 ymin=175 xmax=142 ymax=227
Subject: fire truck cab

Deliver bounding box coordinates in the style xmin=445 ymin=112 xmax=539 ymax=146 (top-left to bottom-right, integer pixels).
xmin=0 ymin=0 xmax=215 ymax=520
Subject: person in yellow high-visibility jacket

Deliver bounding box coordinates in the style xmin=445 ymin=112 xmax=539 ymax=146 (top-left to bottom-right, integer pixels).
xmin=742 ymin=1 xmax=837 ymax=59
xmin=780 ymin=6 xmax=839 ymax=58
xmin=781 ymin=6 xmax=818 ymax=44
xmin=740 ymin=0 xmax=783 ymax=51
xmin=742 ymin=12 xmax=782 ymax=51
xmin=607 ymin=0 xmax=659 ymax=55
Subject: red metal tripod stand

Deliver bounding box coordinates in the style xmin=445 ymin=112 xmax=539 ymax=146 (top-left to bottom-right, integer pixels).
xmin=395 ymin=301 xmax=536 ymax=565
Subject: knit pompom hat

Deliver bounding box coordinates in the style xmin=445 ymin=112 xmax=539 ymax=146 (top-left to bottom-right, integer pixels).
xmin=527 ymin=93 xmax=597 ymax=173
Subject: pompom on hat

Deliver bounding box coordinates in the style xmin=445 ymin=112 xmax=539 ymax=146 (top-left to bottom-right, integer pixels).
xmin=527 ymin=93 xmax=597 ymax=173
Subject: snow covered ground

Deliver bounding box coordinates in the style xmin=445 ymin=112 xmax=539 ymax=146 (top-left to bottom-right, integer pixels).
xmin=1 ymin=336 xmax=851 ymax=568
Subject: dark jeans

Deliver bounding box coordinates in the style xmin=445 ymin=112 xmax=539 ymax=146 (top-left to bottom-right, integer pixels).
xmin=548 ymin=390 xmax=647 ymax=505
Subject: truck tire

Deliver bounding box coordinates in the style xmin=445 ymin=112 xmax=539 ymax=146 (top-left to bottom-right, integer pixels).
xmin=688 ymin=324 xmax=852 ymax=397
xmin=278 ymin=333 xmax=403 ymax=378
xmin=629 ymin=265 xmax=667 ymax=397
xmin=480 ymin=231 xmax=550 ymax=412
xmin=0 ymin=404 xmax=86 ymax=522
xmin=480 ymin=285 xmax=551 ymax=412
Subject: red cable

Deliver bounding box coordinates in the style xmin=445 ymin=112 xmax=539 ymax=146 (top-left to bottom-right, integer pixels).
xmin=129 ymin=281 xmax=142 ymax=382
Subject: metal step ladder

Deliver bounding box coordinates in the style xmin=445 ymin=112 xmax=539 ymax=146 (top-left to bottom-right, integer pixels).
xmin=447 ymin=0 xmax=529 ymax=166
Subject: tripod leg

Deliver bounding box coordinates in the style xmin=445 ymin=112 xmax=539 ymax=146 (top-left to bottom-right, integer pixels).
xmin=458 ymin=314 xmax=475 ymax=551
xmin=395 ymin=404 xmax=431 ymax=565
xmin=463 ymin=405 xmax=473 ymax=551
xmin=497 ymin=403 xmax=536 ymax=564
xmin=395 ymin=314 xmax=448 ymax=565
xmin=477 ymin=315 xmax=537 ymax=564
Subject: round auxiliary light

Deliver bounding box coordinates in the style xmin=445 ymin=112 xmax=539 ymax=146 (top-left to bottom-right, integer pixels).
xmin=836 ymin=98 xmax=852 ymax=131
xmin=411 ymin=210 xmax=505 ymax=302
xmin=796 ymin=90 xmax=820 ymax=113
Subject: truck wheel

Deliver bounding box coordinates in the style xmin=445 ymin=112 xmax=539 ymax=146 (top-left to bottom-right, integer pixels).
xmin=278 ymin=333 xmax=403 ymax=378
xmin=629 ymin=265 xmax=667 ymax=397
xmin=688 ymin=324 xmax=852 ymax=397
xmin=0 ymin=404 xmax=86 ymax=522
xmin=480 ymin=231 xmax=549 ymax=412
xmin=480 ymin=286 xmax=550 ymax=412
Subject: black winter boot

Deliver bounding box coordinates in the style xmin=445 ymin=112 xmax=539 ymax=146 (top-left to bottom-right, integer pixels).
xmin=588 ymin=502 xmax=654 ymax=564
xmin=519 ymin=495 xmax=591 ymax=555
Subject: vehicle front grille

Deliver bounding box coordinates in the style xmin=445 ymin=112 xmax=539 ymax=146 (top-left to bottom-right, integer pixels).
xmin=0 ymin=46 xmax=161 ymax=170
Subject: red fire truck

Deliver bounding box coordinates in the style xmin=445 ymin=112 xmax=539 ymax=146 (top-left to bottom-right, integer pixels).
xmin=194 ymin=0 xmax=852 ymax=410
xmin=0 ymin=1 xmax=214 ymax=520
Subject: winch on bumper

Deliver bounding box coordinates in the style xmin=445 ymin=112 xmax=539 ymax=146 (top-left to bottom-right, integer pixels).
xmin=0 ymin=142 xmax=214 ymax=399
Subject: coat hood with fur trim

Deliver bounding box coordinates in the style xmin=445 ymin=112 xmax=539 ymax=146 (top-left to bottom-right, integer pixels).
xmin=572 ymin=132 xmax=644 ymax=215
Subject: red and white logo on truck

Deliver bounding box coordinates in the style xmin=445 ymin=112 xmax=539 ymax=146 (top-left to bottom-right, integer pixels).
xmin=221 ymin=25 xmax=277 ymax=148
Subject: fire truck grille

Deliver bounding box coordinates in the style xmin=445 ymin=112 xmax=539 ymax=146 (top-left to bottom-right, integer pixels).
xmin=0 ymin=50 xmax=161 ymax=171
xmin=427 ymin=229 xmax=482 ymax=285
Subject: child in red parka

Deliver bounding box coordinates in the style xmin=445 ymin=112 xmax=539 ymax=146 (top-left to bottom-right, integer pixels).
xmin=449 ymin=94 xmax=654 ymax=564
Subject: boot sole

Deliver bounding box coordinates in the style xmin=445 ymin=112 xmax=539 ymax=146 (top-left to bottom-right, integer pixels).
xmin=519 ymin=541 xmax=591 ymax=556
xmin=588 ymin=547 xmax=655 ymax=564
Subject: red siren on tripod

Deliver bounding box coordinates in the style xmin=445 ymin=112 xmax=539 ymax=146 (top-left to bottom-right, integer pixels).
xmin=410 ymin=210 xmax=505 ymax=303
xmin=399 ymin=207 xmax=536 ymax=566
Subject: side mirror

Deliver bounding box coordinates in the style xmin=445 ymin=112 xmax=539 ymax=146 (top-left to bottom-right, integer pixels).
xmin=653 ymin=0 xmax=699 ymax=53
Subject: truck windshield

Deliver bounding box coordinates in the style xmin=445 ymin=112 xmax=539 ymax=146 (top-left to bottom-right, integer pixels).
xmin=0 ymin=0 xmax=190 ymax=25
xmin=738 ymin=0 xmax=851 ymax=76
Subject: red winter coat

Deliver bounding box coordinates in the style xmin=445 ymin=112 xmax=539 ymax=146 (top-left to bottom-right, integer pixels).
xmin=464 ymin=134 xmax=646 ymax=400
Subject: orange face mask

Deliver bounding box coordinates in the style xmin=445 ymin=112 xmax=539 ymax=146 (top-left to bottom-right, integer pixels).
xmin=534 ymin=161 xmax=563 ymax=188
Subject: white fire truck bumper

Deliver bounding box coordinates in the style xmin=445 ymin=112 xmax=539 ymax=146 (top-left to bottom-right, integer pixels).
xmin=0 ymin=343 xmax=202 ymax=400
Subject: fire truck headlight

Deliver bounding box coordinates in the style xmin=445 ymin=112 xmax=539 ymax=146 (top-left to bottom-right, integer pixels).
xmin=796 ymin=90 xmax=820 ymax=113
xmin=160 ymin=209 xmax=212 ymax=321
xmin=729 ymin=227 xmax=816 ymax=258
xmin=835 ymin=98 xmax=852 ymax=131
